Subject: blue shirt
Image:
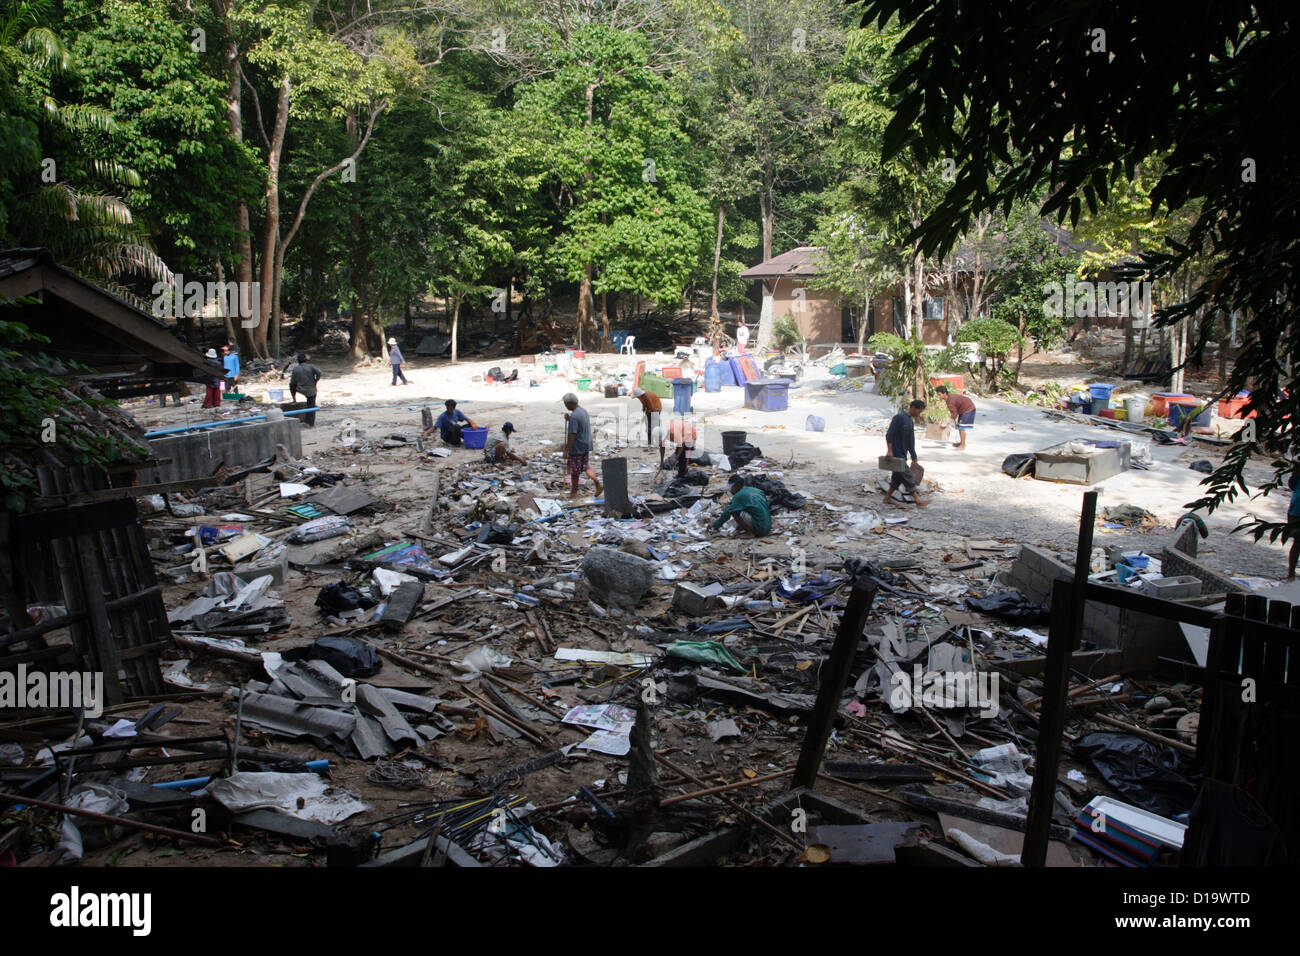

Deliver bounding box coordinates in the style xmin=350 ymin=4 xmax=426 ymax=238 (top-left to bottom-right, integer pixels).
xmin=435 ymin=409 xmax=468 ymax=439
xmin=223 ymin=353 xmax=240 ymax=378
xmin=886 ymin=411 xmax=917 ymax=461
xmin=389 ymin=345 xmax=404 ymax=366
xmin=567 ymin=407 xmax=593 ymax=455
xmin=1289 ymin=482 xmax=1300 ymax=518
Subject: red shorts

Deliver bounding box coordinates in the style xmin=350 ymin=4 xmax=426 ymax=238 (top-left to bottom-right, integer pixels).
xmin=567 ymin=453 xmax=590 ymax=477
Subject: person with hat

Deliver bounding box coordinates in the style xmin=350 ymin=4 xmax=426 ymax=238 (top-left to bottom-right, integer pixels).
xmin=288 ymin=352 xmax=322 ymax=427
xmin=484 ymin=422 xmax=526 ymax=465
xmin=202 ymin=349 xmax=223 ymax=408
xmin=710 ymin=474 xmax=771 ymax=537
xmin=631 ymin=386 xmax=664 ymax=468
xmin=387 ymin=337 xmax=408 ymax=385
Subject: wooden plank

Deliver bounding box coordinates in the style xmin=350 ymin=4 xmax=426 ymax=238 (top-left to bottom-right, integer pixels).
xmin=74 ymin=531 xmax=126 ymax=706
xmin=1024 ymin=489 xmax=1096 ymax=867
xmin=792 ymin=577 xmax=877 ymax=789
xmin=28 ymin=473 xmax=223 ymax=510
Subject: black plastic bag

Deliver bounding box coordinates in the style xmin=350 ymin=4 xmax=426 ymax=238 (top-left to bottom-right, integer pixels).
xmin=283 ymin=636 xmax=382 ymax=678
xmin=843 ymin=557 xmax=897 ymax=586
xmin=315 ymin=582 xmax=377 ymax=613
xmin=1073 ymin=732 xmax=1200 ymax=817
xmin=476 ymin=519 xmax=517 ymax=544
xmin=745 ymin=474 xmax=807 ymax=512
xmin=728 ymin=442 xmax=763 ymax=469
xmin=1001 ymin=453 xmax=1035 ymax=478
xmin=965 ymin=590 xmax=1050 ymax=624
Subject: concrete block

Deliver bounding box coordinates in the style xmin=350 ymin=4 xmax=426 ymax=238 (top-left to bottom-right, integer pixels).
xmin=1170 ymin=519 xmax=1199 ymax=558
xmin=1159 ymin=548 xmax=1245 ymax=594
xmin=672 ymin=582 xmax=724 ymax=616
xmin=146 ymin=418 xmax=303 ymax=483
xmin=241 ymin=555 xmax=288 ymax=585
xmin=1144 ymin=575 xmax=1203 ymax=601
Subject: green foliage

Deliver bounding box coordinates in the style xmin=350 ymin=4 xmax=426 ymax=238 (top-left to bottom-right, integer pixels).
xmin=989 ymin=205 xmax=1080 ymax=355
xmin=861 ymin=0 xmax=1300 ymax=539
xmin=868 ymin=331 xmax=933 ymax=401
xmin=0 ymin=309 xmax=134 ymax=511
xmin=773 ymin=315 xmax=801 ymax=348
xmin=957 ymin=316 xmax=1024 ymax=388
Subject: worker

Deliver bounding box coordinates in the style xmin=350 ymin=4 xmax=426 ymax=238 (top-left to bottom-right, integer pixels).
xmin=631 ymin=387 xmax=665 ymax=468
xmin=883 ymin=399 xmax=929 ymax=507
xmin=710 ymin=474 xmax=771 ymax=537
xmin=666 ymin=417 xmax=698 ymax=476
xmin=427 ymin=399 xmax=476 ymax=445
xmin=484 ymin=422 xmax=526 ymax=465
xmin=288 ymin=352 xmax=322 ymax=427
xmin=388 ymin=337 xmax=408 ymax=386
xmin=562 ymin=393 xmax=603 ymax=499
xmin=202 ymin=349 xmax=222 ymax=408
xmin=935 ymin=385 xmax=976 ymax=450
xmin=221 ymin=342 xmax=240 ymax=392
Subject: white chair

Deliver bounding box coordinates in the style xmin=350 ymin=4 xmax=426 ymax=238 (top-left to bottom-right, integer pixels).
xmin=620 ymin=335 xmax=636 ymax=356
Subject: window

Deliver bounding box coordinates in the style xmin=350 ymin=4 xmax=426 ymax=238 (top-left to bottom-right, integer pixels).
xmin=923 ymin=297 xmax=945 ymax=321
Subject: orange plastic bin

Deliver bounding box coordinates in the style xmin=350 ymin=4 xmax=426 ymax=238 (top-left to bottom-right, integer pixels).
xmin=930 ymin=375 xmax=964 ymax=392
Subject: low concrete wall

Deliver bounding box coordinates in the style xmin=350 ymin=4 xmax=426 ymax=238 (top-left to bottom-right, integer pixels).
xmin=1007 ymin=544 xmax=1185 ymax=671
xmin=145 ymin=418 xmax=302 ymax=483
xmin=1159 ymin=547 xmax=1245 ymax=595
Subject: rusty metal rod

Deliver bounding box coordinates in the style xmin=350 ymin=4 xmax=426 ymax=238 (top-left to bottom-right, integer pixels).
xmin=0 ymin=791 xmax=221 ymax=846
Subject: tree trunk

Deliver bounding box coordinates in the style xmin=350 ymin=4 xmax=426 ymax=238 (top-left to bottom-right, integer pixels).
xmin=216 ymin=260 xmax=235 ymax=345
xmin=451 ymin=298 xmax=460 ymax=364
xmin=709 ymin=204 xmax=725 ymax=347
xmin=220 ymin=0 xmax=257 ymax=356
xmin=600 ymin=290 xmax=611 ymax=351
xmin=404 ymin=299 xmax=413 ymax=336
xmin=256 ymin=75 xmax=290 ymax=361
xmin=759 ymin=174 xmax=774 ymax=264
xmin=857 ymin=292 xmax=869 ymax=354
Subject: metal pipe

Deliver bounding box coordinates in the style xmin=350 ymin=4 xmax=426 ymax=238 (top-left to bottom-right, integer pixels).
xmin=143 ymin=408 xmax=319 ymax=438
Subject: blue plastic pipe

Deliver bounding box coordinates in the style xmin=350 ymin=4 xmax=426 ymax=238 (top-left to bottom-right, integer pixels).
xmin=144 ymin=407 xmax=319 ymax=438
xmin=151 ymin=759 xmax=330 ymax=790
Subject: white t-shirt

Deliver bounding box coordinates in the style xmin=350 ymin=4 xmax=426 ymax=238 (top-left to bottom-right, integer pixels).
xmin=736 ymin=324 xmax=749 ymax=346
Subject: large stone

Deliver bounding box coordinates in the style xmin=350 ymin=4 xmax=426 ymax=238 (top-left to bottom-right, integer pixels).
xmin=581 ymin=546 xmax=657 ymax=611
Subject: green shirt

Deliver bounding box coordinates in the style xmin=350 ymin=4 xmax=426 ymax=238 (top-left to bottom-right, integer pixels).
xmin=712 ymin=486 xmax=772 ymax=535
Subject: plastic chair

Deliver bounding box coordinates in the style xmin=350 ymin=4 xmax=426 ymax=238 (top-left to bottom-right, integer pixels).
xmin=620 ymin=335 xmax=636 ymax=356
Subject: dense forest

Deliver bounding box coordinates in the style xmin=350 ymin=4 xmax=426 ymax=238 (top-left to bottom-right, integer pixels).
xmin=0 ymin=0 xmax=1231 ymax=374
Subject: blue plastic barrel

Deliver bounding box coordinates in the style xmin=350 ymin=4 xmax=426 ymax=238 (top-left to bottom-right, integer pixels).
xmin=672 ymin=377 xmax=694 ymax=414
xmin=704 ymin=360 xmax=723 ymax=393
xmin=1089 ymin=383 xmax=1115 ymax=400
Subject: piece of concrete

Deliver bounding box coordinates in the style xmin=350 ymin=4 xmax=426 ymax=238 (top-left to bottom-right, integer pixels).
xmin=145 ymin=418 xmax=302 ymax=483
xmin=1144 ymin=575 xmax=1202 ymax=600
xmin=1159 ymin=549 xmax=1246 ymax=594
xmin=672 ymin=582 xmax=723 ymax=616
xmin=581 ymin=546 xmax=656 ymax=610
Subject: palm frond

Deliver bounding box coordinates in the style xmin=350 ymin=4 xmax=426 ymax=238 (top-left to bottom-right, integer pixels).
xmin=20 ymin=25 xmax=69 ymax=72
xmin=54 ymin=102 xmax=118 ymax=135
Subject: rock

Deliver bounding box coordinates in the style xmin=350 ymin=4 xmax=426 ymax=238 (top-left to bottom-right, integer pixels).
xmin=1144 ymin=695 xmax=1171 ymax=712
xmin=1176 ymin=711 xmax=1199 ymax=744
xmin=581 ymin=546 xmax=656 ymax=611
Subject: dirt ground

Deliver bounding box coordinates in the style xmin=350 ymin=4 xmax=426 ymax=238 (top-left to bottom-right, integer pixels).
xmin=25 ymin=340 xmax=1285 ymax=868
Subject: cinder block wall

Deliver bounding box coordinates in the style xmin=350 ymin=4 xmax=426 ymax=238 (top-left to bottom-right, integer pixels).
xmin=1007 ymin=545 xmax=1181 ymax=670
xmin=1159 ymin=548 xmax=1245 ymax=594
xmin=145 ymin=418 xmax=303 ymax=483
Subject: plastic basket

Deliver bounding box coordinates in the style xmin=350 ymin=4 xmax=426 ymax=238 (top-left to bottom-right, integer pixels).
xmin=462 ymin=426 xmax=488 ymax=449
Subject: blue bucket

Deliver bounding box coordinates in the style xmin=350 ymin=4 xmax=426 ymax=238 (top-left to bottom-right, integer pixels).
xmin=462 ymin=426 xmax=488 ymax=449
xmin=1169 ymin=402 xmax=1210 ymax=429
xmin=805 ymin=415 xmax=825 ymax=432
xmin=1089 ymin=383 xmax=1115 ymax=400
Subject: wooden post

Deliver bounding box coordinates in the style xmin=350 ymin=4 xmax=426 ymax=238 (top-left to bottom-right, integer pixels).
xmin=792 ymin=577 xmax=877 ymax=789
xmin=1022 ymin=489 xmax=1096 ymax=866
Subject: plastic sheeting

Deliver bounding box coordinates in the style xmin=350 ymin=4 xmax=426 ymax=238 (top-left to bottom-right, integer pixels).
xmin=1073 ymin=731 xmax=1200 ymax=817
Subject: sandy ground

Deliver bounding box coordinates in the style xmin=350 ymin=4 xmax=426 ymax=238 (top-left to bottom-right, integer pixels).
xmin=129 ymin=348 xmax=1292 ymax=579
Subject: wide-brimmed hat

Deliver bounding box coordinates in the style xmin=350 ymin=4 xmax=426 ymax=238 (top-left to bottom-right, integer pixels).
xmin=387 ymin=338 xmax=397 ymax=345
xmin=632 ymin=387 xmax=645 ymax=397
xmin=205 ymin=348 xmax=218 ymax=359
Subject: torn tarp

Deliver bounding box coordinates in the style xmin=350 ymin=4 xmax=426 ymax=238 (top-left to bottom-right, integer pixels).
xmin=965 ymin=590 xmax=1050 ymax=625
xmin=1073 ymin=732 xmax=1201 ymax=818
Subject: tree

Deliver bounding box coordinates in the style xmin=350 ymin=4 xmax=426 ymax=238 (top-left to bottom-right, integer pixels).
xmin=956 ymin=316 xmax=1023 ymax=390
xmin=988 ymin=205 xmax=1080 ymax=382
xmin=509 ymin=23 xmax=711 ymax=349
xmin=859 ymin=0 xmax=1300 ymax=540
xmin=0 ymin=0 xmax=163 ymax=289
